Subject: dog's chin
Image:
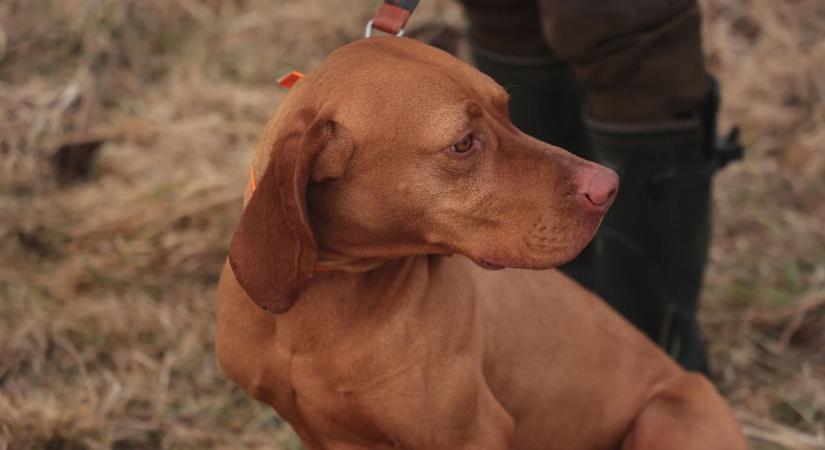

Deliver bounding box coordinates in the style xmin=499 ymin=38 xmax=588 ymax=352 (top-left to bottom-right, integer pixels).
xmin=477 ymin=259 xmax=507 ymax=271
xmin=470 ymin=247 xmax=582 ymax=271
xmin=469 ymin=228 xmax=600 ymax=271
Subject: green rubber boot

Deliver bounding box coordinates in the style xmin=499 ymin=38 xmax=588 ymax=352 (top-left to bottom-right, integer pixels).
xmin=587 ymin=83 xmax=742 ymax=372
xmin=471 ymin=51 xmax=598 ymax=288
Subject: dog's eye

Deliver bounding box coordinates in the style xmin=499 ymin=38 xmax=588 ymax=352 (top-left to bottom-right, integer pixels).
xmin=450 ymin=134 xmax=475 ymax=155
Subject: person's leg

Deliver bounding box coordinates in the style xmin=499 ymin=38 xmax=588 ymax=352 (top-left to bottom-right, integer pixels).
xmin=459 ymin=0 xmax=598 ymax=288
xmin=538 ymin=0 xmax=710 ymax=122
xmin=538 ymin=0 xmax=742 ymax=372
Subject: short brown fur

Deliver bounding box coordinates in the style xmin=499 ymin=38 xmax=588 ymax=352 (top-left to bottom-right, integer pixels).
xmin=216 ymin=37 xmax=747 ymax=450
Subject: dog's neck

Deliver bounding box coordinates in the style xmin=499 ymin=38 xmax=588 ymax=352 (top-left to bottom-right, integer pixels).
xmin=313 ymin=236 xmax=455 ymax=274
xmin=281 ymin=255 xmax=460 ymax=347
xmin=315 ymin=248 xmax=403 ymax=273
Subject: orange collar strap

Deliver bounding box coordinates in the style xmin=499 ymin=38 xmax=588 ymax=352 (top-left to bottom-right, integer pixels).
xmin=277 ymin=71 xmax=304 ymax=88
xmin=247 ymin=167 xmax=332 ymax=273
xmin=247 ymin=166 xmax=257 ymax=192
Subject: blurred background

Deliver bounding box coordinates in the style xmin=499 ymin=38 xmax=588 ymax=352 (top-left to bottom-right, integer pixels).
xmin=1 ymin=0 xmax=824 ymax=449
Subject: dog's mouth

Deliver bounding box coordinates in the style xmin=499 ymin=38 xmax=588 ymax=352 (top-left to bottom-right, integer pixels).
xmin=470 ymin=230 xmax=596 ymax=272
xmin=460 ymin=212 xmax=606 ymax=272
xmin=476 ymin=258 xmax=506 ymax=271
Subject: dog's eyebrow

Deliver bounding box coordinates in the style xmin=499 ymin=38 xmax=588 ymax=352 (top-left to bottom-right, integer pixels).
xmin=493 ymin=91 xmax=511 ymax=109
xmin=466 ymin=101 xmax=484 ymax=118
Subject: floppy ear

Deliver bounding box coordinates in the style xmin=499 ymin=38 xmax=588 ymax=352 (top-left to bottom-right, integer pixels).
xmin=228 ymin=113 xmax=353 ymax=314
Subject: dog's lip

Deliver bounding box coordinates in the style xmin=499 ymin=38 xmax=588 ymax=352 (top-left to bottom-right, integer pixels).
xmin=477 ymin=258 xmax=506 ymax=271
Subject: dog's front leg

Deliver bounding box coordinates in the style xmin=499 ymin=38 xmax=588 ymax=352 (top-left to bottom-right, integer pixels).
xmin=415 ymin=368 xmax=514 ymax=450
xmin=366 ymin=360 xmax=513 ymax=450
xmin=620 ymin=374 xmax=747 ymax=450
xmin=310 ymin=378 xmax=513 ymax=450
xmin=461 ymin=380 xmax=515 ymax=450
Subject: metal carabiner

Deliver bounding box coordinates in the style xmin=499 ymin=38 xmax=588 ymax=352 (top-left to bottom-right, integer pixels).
xmin=364 ymin=19 xmax=405 ymax=38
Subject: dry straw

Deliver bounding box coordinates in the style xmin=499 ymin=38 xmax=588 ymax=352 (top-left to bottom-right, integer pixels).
xmin=0 ymin=0 xmax=823 ymax=449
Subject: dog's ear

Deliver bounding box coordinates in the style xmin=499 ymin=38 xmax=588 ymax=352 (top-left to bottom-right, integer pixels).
xmin=229 ymin=113 xmax=353 ymax=314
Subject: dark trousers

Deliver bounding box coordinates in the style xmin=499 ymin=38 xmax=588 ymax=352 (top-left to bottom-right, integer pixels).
xmin=459 ymin=0 xmax=709 ymax=122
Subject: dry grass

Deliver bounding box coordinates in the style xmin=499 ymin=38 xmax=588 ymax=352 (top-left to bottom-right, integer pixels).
xmin=0 ymin=0 xmax=823 ymax=449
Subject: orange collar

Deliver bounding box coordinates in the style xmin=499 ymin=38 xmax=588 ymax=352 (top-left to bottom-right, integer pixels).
xmin=247 ymin=167 xmax=333 ymax=273
xmin=246 ymin=166 xmax=257 ymax=192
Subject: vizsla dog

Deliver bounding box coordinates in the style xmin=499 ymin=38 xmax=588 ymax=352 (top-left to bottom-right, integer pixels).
xmin=216 ymin=37 xmax=747 ymax=449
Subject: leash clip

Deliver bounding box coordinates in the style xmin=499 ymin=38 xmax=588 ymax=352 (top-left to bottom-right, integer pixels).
xmin=364 ymin=19 xmax=404 ymax=38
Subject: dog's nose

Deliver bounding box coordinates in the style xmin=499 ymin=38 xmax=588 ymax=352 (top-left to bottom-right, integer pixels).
xmin=578 ymin=166 xmax=619 ymax=212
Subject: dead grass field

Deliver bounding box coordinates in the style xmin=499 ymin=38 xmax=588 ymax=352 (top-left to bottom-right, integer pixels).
xmin=1 ymin=0 xmax=824 ymax=449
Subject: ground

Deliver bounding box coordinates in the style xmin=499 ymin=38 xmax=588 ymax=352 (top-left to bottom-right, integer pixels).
xmin=0 ymin=0 xmax=824 ymax=449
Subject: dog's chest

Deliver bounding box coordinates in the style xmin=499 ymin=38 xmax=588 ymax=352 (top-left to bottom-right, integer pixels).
xmin=270 ymin=337 xmax=432 ymax=446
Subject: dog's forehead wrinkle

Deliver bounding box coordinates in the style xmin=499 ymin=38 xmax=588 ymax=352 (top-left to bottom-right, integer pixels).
xmin=333 ymin=100 xmax=474 ymax=157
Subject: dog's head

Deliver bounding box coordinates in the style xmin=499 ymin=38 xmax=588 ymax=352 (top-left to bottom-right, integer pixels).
xmin=229 ymin=37 xmax=617 ymax=313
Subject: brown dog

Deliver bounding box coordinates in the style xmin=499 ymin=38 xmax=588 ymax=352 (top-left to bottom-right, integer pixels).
xmin=215 ymin=37 xmax=747 ymax=450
